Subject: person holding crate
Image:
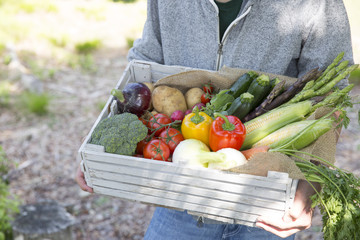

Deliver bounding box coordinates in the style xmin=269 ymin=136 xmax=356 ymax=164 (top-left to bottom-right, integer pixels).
xmin=76 ymin=0 xmax=354 ymax=239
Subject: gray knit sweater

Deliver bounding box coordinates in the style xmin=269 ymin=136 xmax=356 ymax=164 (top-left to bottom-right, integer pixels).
xmin=128 ymin=0 xmax=353 ymax=88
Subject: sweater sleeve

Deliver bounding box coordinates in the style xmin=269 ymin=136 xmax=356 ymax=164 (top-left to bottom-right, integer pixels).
xmin=127 ymin=0 xmax=164 ymax=64
xmin=298 ymin=0 xmax=354 ymax=88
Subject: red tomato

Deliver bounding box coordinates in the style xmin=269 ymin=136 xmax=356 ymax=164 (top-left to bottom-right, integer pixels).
xmin=133 ymin=154 xmax=144 ymax=158
xmin=136 ymin=135 xmax=154 ymax=155
xmin=138 ymin=117 xmax=150 ymax=134
xmin=147 ymin=113 xmax=172 ymax=136
xmin=138 ymin=117 xmax=148 ymax=126
xmin=201 ymin=93 xmax=212 ymax=105
xmin=143 ymin=139 xmax=171 ymax=161
xmin=202 ymin=83 xmax=214 ymax=94
xmin=158 ymin=128 xmax=184 ymax=153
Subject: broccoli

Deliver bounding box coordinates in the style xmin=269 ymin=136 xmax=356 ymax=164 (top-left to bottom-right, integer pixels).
xmin=90 ymin=112 xmax=148 ymax=156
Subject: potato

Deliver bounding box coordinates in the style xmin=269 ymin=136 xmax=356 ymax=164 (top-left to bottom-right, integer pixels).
xmin=141 ymin=110 xmax=158 ymax=120
xmin=152 ymin=86 xmax=187 ymax=117
xmin=150 ymin=110 xmax=158 ymax=116
xmin=185 ymin=87 xmax=205 ymax=109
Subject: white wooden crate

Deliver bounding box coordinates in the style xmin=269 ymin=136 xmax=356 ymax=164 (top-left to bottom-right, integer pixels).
xmin=77 ymin=60 xmax=298 ymax=226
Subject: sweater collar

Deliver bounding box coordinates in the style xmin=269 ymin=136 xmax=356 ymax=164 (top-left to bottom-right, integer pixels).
xmin=208 ymin=0 xmax=257 ymax=15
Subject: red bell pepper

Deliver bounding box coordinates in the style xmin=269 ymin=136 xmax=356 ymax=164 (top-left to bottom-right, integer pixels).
xmin=209 ymin=113 xmax=246 ymax=151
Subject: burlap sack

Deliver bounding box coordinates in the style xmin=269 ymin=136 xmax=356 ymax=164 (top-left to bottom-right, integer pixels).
xmin=154 ymin=66 xmax=338 ymax=180
xmin=154 ymin=66 xmax=297 ymax=93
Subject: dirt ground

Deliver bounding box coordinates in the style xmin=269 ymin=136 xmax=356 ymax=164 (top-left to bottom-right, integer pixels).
xmin=1 ymin=1 xmax=360 ymax=239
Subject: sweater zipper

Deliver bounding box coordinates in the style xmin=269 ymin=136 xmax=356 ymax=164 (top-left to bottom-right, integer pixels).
xmin=215 ymin=5 xmax=253 ymax=71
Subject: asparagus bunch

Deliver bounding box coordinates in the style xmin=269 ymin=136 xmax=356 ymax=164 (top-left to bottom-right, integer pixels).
xmin=310 ymin=84 xmax=354 ymax=112
xmin=285 ymin=52 xmax=358 ymax=105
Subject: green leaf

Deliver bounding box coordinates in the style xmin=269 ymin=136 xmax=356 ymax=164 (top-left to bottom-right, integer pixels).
xmin=290 ymin=159 xmax=360 ymax=239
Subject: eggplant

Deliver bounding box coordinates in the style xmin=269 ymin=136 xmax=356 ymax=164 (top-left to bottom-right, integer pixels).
xmin=111 ymin=82 xmax=151 ymax=117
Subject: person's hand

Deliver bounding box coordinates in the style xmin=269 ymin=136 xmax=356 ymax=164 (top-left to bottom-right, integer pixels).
xmin=75 ymin=164 xmax=94 ymax=193
xmin=255 ymin=180 xmax=319 ymax=238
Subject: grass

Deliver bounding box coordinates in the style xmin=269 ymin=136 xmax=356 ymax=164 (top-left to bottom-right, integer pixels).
xmin=73 ymin=40 xmax=102 ymax=72
xmin=93 ymin=196 xmax=110 ymax=208
xmin=18 ymin=51 xmax=57 ymax=80
xmin=0 ymin=0 xmax=105 ymax=73
xmin=65 ymin=53 xmax=97 ymax=72
xmin=76 ymin=6 xmax=106 ymax=21
xmin=111 ymin=0 xmax=138 ymax=3
xmin=0 ymin=146 xmax=11 ymax=175
xmin=17 ymin=2 xmax=57 ymax=13
xmin=19 ymin=91 xmax=51 ymax=115
xmin=0 ymin=44 xmax=5 ymax=54
xmin=75 ymin=39 xmax=102 ymax=55
xmin=0 ymin=81 xmax=12 ymax=107
xmin=78 ymin=54 xmax=97 ymax=72
xmin=0 ymin=14 xmax=29 ymax=45
xmin=1 ymin=0 xmax=58 ymax=14
xmin=0 ymin=0 xmax=146 ymax=72
xmin=28 ymin=61 xmax=56 ymax=80
xmin=0 ymin=146 xmax=19 ymax=240
xmin=96 ymin=101 xmax=107 ymax=112
xmin=2 ymin=55 xmax=11 ymax=65
xmin=46 ymin=35 xmax=70 ymax=48
xmin=126 ymin=37 xmax=135 ymax=49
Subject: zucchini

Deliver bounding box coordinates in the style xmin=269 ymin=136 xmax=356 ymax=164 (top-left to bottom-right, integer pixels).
xmin=270 ymin=77 xmax=280 ymax=89
xmin=247 ymin=74 xmax=271 ymax=110
xmin=226 ymin=92 xmax=254 ymax=121
xmin=229 ymin=71 xmax=258 ymax=98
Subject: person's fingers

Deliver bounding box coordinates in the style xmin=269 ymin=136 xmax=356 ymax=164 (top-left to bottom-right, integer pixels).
xmin=256 ymin=215 xmax=294 ymax=230
xmin=257 ymin=208 xmax=312 ymax=231
xmin=75 ymin=166 xmax=94 ymax=193
xmin=78 ymin=176 xmax=94 ymax=193
xmin=255 ymin=221 xmax=300 ymax=238
xmin=256 ymin=179 xmax=316 ymax=238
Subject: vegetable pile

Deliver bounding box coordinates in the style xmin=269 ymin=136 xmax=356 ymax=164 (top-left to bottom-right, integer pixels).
xmin=89 ymin=52 xmax=360 ymax=238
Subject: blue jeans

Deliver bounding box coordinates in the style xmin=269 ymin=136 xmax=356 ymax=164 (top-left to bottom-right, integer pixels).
xmin=144 ymin=207 xmax=296 ymax=240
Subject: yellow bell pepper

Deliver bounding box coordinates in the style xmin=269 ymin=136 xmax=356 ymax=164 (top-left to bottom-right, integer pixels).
xmin=181 ymin=107 xmax=213 ymax=146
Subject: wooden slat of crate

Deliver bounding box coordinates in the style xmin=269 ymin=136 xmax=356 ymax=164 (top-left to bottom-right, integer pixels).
xmin=86 ymin=167 xmax=290 ymax=226
xmin=90 ymin=175 xmax=285 ymax=216
xmin=88 ymin=167 xmax=287 ymax=210
xmin=83 ymin=148 xmax=290 ymax=188
xmin=82 ymin=150 xmax=293 ymax=224
xmin=81 ymin=153 xmax=288 ymax=221
xmin=85 ymin=158 xmax=288 ymax=202
xmin=93 ymin=185 xmax=267 ymax=225
xmin=131 ymin=61 xmax=194 ymax=83
xmin=96 ymin=178 xmax=283 ymax=216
